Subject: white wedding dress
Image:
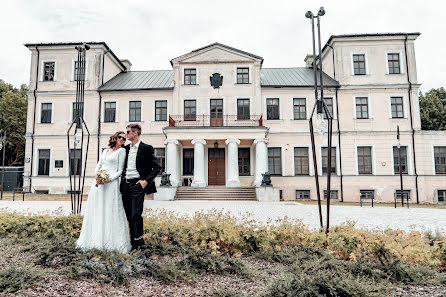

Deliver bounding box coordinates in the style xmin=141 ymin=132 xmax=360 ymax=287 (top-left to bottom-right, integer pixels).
xmin=76 ymin=148 xmax=132 ymax=253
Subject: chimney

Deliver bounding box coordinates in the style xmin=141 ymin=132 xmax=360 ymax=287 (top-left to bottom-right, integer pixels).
xmin=304 ymin=54 xmax=314 ymax=68
xmin=120 ymin=59 xmax=132 ymax=71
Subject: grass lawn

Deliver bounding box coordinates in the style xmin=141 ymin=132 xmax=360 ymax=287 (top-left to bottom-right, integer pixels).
xmin=0 ymin=212 xmax=445 ymax=296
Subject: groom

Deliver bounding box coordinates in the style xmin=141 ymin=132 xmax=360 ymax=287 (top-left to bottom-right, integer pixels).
xmin=121 ymin=124 xmax=161 ymax=250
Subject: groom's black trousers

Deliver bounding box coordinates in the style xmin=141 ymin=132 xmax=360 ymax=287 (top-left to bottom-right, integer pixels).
xmin=121 ymin=180 xmax=145 ymax=245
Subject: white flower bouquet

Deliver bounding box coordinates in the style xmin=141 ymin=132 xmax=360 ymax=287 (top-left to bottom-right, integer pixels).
xmin=95 ymin=167 xmax=110 ymax=187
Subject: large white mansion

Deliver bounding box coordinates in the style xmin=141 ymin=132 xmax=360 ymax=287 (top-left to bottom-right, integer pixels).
xmin=23 ymin=32 xmax=446 ymax=202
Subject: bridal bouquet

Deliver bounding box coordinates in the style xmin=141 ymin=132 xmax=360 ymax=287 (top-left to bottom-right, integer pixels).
xmin=95 ymin=167 xmax=110 ymax=187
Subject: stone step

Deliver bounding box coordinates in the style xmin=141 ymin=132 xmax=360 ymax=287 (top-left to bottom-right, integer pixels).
xmin=175 ymin=186 xmax=256 ymax=201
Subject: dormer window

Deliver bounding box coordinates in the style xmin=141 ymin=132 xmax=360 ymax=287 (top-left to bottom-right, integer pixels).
xmin=184 ymin=68 xmax=196 ymax=85
xmin=353 ymin=54 xmax=366 ymax=75
xmin=44 ymin=62 xmax=55 ymax=81
xmin=387 ymin=53 xmax=401 ymax=74
xmin=237 ymin=67 xmax=249 ymax=84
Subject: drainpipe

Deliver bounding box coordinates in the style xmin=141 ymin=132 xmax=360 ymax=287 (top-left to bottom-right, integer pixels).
xmin=29 ymin=46 xmax=40 ymax=191
xmin=404 ymin=34 xmax=419 ymax=204
xmin=328 ymin=44 xmax=344 ymax=202
xmin=97 ymin=50 xmax=109 ymax=161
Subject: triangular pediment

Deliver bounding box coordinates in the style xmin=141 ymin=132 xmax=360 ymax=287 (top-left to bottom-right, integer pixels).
xmin=170 ymin=43 xmax=263 ymax=65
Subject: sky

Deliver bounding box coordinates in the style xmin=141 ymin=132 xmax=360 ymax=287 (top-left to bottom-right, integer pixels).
xmin=0 ymin=0 xmax=444 ymax=92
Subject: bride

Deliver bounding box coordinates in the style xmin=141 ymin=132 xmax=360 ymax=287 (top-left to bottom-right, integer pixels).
xmin=76 ymin=131 xmax=132 ymax=253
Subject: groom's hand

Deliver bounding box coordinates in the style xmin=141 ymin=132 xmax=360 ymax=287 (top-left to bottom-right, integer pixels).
xmin=136 ymin=180 xmax=148 ymax=189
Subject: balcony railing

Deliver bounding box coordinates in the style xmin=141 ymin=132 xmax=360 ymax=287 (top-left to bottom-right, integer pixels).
xmin=168 ymin=115 xmax=263 ymax=127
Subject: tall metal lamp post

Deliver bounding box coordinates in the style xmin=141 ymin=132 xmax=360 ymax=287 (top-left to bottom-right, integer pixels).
xmin=306 ymin=7 xmax=334 ymax=234
xmin=0 ymin=130 xmax=6 ymax=200
xmin=396 ymin=125 xmax=408 ymax=208
xmin=67 ymin=43 xmax=90 ymax=214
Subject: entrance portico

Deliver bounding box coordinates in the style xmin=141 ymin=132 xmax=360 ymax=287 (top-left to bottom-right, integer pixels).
xmin=163 ymin=127 xmax=268 ymax=188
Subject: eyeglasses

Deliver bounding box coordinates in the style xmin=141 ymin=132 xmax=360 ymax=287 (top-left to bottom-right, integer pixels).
xmin=117 ymin=135 xmax=126 ymax=140
xmin=126 ymin=130 xmax=132 ymax=134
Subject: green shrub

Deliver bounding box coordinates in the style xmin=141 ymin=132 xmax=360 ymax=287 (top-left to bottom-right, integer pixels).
xmin=177 ymin=249 xmax=249 ymax=277
xmin=0 ymin=264 xmax=41 ymax=293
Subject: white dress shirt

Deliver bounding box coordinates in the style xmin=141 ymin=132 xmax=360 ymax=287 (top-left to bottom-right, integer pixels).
xmin=125 ymin=141 xmax=141 ymax=179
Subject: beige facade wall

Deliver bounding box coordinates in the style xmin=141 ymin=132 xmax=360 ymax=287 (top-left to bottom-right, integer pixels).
xmin=22 ymin=37 xmax=446 ymax=202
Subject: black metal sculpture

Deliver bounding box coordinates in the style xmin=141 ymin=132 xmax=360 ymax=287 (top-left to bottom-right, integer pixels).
xmin=210 ymin=73 xmax=223 ymax=88
xmin=261 ymin=172 xmax=273 ymax=187
xmin=67 ymin=43 xmax=90 ymax=214
xmin=306 ymin=7 xmax=334 ymax=234
xmin=160 ymin=172 xmax=172 ymax=186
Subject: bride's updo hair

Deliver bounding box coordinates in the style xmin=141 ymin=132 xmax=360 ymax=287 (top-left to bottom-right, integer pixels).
xmin=108 ymin=131 xmax=125 ymax=148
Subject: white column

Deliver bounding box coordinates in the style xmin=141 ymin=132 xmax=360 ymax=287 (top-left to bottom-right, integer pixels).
xmin=164 ymin=139 xmax=180 ymax=186
xmin=225 ymin=139 xmax=241 ymax=187
xmin=191 ymin=139 xmax=206 ymax=187
xmin=253 ymin=138 xmax=268 ymax=187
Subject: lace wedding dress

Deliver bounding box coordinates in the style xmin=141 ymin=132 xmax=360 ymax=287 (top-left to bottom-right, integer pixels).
xmin=76 ymin=148 xmax=132 ymax=253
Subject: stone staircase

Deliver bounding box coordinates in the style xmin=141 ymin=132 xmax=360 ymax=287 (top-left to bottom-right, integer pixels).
xmin=175 ymin=186 xmax=257 ymax=201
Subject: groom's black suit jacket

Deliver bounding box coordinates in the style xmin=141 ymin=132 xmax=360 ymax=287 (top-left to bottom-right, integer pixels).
xmin=121 ymin=142 xmax=162 ymax=194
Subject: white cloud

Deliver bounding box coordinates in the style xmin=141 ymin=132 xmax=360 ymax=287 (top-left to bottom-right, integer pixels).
xmin=0 ymin=0 xmax=444 ymax=91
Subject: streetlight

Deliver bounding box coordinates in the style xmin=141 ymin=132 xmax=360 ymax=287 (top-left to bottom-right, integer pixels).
xmin=306 ymin=7 xmax=334 ymax=234
xmin=67 ymin=43 xmax=90 ymax=214
xmin=396 ymin=125 xmax=408 ymax=208
xmin=0 ymin=130 xmax=5 ymax=200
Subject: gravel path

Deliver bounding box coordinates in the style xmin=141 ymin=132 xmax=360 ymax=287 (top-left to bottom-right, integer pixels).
xmin=1 ymin=200 xmax=445 ymax=234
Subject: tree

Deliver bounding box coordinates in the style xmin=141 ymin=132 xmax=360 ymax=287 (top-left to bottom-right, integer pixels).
xmin=0 ymin=80 xmax=28 ymax=166
xmin=420 ymin=87 xmax=446 ymax=131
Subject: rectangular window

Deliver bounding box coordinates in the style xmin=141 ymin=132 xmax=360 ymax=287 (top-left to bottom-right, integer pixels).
xmin=360 ymin=190 xmax=374 ymax=200
xmin=238 ymin=148 xmax=250 ymax=176
xmin=293 ymin=98 xmax=306 ymax=120
xmin=183 ymin=148 xmax=194 ymax=175
xmin=434 ymin=146 xmax=446 ymax=174
xmin=184 ymin=68 xmax=196 ymax=85
xmin=104 ymin=102 xmax=116 ymax=123
xmin=74 ymin=60 xmax=86 ymax=81
xmin=72 ymin=102 xmax=84 ymax=122
xmin=353 ymin=54 xmax=366 ymax=75
xmin=41 ymin=103 xmax=52 ymax=123
xmin=69 ymin=149 xmax=82 ymax=175
xmin=437 ymin=190 xmax=446 ymax=202
xmin=395 ymin=190 xmax=410 ymax=200
xmin=294 ymin=147 xmax=309 ymax=175
xmin=155 ymin=100 xmax=167 ymax=121
xmin=357 ymin=146 xmax=372 ymax=175
xmin=268 ymin=147 xmax=282 ymax=175
xmin=324 ymin=190 xmax=338 ymax=200
xmin=184 ymin=100 xmax=196 ymax=121
xmin=393 ymin=146 xmax=408 ymax=174
xmin=388 ymin=53 xmax=401 ymax=74
xmin=38 ymin=149 xmax=50 ymax=176
xmin=323 ymin=97 xmax=333 ymax=119
xmin=322 ymin=147 xmax=336 ymax=174
xmin=391 ymin=97 xmax=404 ymax=118
xmin=296 ymin=190 xmax=310 ymax=199
xmin=154 ymin=148 xmax=166 ymax=175
xmin=43 ymin=61 xmax=55 ymax=81
xmin=129 ymin=101 xmax=141 ymax=122
xmin=266 ymin=98 xmax=280 ymax=120
xmin=237 ymin=99 xmax=250 ymax=120
xmin=355 ymin=97 xmax=369 ymax=119
xmin=237 ymin=67 xmax=249 ymax=84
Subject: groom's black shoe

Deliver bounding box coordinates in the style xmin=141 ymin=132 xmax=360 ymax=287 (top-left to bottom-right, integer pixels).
xmin=132 ymin=238 xmax=145 ymax=251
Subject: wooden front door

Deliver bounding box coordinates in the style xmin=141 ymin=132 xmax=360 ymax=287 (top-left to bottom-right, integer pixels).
xmin=210 ymin=99 xmax=223 ymax=126
xmin=208 ymin=148 xmax=225 ymax=185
